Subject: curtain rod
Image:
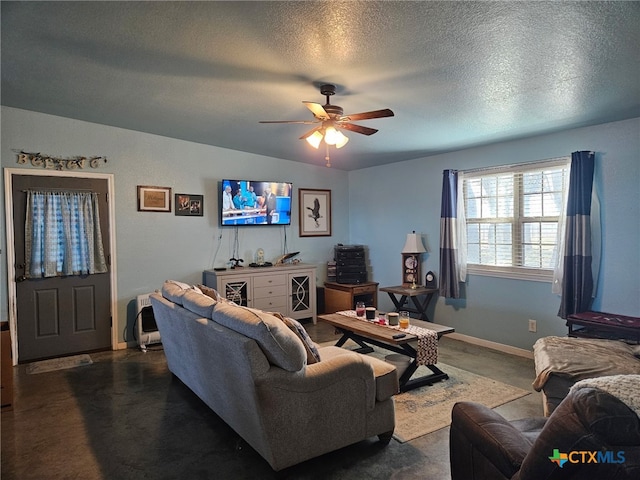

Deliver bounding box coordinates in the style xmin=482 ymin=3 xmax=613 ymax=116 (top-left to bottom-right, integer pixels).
xmin=461 ymin=155 xmax=574 ymax=175
xmin=22 ymin=188 xmax=98 ymax=193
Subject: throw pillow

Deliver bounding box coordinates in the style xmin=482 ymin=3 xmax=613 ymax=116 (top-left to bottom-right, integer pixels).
xmin=198 ymin=284 xmax=221 ymax=301
xmin=271 ymin=312 xmax=320 ymax=364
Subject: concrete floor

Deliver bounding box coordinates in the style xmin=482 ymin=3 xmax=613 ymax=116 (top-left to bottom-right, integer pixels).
xmin=1 ymin=322 xmax=543 ymax=480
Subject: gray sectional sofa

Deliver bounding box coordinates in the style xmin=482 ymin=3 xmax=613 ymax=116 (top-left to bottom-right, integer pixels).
xmin=150 ymin=281 xmax=397 ymax=471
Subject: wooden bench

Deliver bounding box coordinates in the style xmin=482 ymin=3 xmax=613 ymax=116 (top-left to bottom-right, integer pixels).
xmin=567 ymin=311 xmax=640 ymax=344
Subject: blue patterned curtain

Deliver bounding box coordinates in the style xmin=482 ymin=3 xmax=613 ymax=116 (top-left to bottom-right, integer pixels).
xmin=557 ymin=151 xmax=595 ymax=318
xmin=439 ymin=170 xmax=466 ymax=298
xmin=25 ymin=191 xmax=108 ymax=278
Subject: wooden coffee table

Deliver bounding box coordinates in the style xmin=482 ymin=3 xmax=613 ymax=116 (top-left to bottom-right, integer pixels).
xmin=318 ymin=313 xmax=454 ymax=392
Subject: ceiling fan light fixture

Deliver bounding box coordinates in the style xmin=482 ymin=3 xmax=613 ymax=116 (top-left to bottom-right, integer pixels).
xmin=323 ymin=125 xmax=340 ymax=145
xmin=261 ymin=83 xmax=393 ymax=165
xmin=335 ymin=131 xmax=349 ymax=148
xmin=305 ymin=130 xmax=323 ymax=149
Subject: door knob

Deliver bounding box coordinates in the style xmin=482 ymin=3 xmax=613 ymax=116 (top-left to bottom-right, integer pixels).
xmin=16 ymin=275 xmax=27 ymax=282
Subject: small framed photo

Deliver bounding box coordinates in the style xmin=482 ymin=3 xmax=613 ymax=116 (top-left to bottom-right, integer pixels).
xmin=175 ymin=193 xmax=204 ymax=217
xmin=299 ymin=188 xmax=331 ymax=237
xmin=137 ymin=185 xmax=172 ymax=212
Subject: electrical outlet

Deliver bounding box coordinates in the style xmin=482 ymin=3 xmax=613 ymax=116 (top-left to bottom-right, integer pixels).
xmin=528 ymin=319 xmax=537 ymax=333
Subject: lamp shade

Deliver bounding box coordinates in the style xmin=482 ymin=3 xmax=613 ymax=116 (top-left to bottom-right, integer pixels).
xmin=334 ymin=130 xmax=349 ymax=148
xmin=305 ymin=130 xmax=323 ymax=149
xmin=402 ymin=231 xmax=426 ymax=253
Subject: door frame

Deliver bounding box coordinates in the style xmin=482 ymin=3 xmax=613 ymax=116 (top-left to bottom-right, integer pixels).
xmin=4 ymin=168 xmax=118 ymax=365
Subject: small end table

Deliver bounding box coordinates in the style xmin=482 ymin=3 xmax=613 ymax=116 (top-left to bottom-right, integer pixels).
xmin=380 ymin=285 xmax=438 ymax=322
xmin=323 ymin=281 xmax=378 ymax=313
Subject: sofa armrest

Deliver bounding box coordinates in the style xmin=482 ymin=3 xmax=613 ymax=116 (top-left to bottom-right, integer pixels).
xmin=254 ymin=353 xmax=387 ymax=469
xmin=257 ymin=352 xmax=377 ymax=410
xmin=450 ymin=402 xmax=534 ymax=480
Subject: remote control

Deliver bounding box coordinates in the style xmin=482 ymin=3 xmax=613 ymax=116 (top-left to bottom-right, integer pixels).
xmin=392 ymin=333 xmax=406 ymax=339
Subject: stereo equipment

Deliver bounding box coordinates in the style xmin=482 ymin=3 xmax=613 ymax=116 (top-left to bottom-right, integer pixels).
xmin=334 ymin=245 xmax=368 ymax=284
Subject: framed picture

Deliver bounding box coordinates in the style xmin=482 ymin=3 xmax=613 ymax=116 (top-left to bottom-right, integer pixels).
xmin=298 ymin=188 xmax=331 ymax=237
xmin=175 ymin=193 xmax=204 ymax=217
xmin=137 ymin=185 xmax=172 ymax=212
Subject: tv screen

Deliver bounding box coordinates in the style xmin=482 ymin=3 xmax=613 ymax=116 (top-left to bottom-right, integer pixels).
xmin=220 ymin=180 xmax=292 ymax=226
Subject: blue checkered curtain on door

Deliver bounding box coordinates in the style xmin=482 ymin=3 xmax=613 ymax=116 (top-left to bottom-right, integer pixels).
xmin=439 ymin=170 xmax=466 ymax=298
xmin=25 ymin=190 xmax=108 ymax=278
xmin=557 ymin=151 xmax=595 ymax=318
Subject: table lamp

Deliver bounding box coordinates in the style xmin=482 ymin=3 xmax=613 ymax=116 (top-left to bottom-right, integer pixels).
xmin=402 ymin=231 xmax=426 ymax=289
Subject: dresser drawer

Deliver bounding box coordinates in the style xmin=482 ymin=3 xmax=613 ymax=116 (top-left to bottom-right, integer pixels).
xmin=253 ymin=296 xmax=287 ymax=311
xmin=253 ymin=274 xmax=286 ymax=288
xmin=352 ymin=284 xmax=377 ymax=295
xmin=254 ymin=284 xmax=287 ymax=299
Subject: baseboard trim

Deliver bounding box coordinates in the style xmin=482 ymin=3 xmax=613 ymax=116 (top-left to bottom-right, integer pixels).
xmin=446 ymin=332 xmax=534 ymax=359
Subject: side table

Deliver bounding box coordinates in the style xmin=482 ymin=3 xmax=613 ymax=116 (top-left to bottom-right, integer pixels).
xmin=323 ymin=281 xmax=378 ymax=313
xmin=380 ymin=285 xmax=438 ymax=322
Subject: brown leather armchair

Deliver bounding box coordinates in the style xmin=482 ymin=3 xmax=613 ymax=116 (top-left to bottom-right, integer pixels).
xmin=450 ymin=386 xmax=640 ymax=479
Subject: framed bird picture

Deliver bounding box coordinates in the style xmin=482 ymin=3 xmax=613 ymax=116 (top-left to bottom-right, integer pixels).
xmin=298 ymin=188 xmax=332 ymax=237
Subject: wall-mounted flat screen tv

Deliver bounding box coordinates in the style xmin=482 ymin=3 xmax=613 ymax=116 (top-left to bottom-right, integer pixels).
xmin=220 ymin=180 xmax=292 ymax=226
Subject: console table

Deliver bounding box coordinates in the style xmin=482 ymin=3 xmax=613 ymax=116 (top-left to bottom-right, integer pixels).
xmin=380 ymin=285 xmax=438 ymax=322
xmin=203 ymin=264 xmax=317 ymax=323
xmin=323 ymin=281 xmax=378 ymax=314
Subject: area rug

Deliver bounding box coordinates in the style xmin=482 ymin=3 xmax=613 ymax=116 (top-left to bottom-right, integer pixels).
xmin=318 ymin=341 xmax=530 ymax=443
xmin=26 ymin=354 xmax=93 ymax=374
xmin=392 ymin=362 xmax=531 ymax=442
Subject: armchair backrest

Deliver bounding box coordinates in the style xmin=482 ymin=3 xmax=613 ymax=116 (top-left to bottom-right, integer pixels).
xmin=517 ymin=387 xmax=640 ymax=479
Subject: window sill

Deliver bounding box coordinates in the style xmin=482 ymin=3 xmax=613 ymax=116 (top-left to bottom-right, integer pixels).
xmin=467 ymin=265 xmax=553 ymax=283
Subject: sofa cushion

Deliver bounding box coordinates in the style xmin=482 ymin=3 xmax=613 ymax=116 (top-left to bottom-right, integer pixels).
xmin=318 ymin=346 xmax=398 ymax=401
xmin=162 ymin=280 xmax=203 ymax=305
xmin=162 ymin=281 xmax=187 ymax=305
xmin=212 ymin=302 xmax=306 ymax=372
xmin=182 ymin=289 xmax=217 ymax=318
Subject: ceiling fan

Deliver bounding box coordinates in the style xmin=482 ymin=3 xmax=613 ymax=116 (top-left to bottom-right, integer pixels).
xmin=260 ymin=84 xmax=394 ymax=167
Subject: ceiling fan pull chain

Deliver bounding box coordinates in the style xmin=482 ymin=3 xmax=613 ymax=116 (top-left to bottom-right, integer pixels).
xmin=325 ymin=143 xmax=331 ymax=168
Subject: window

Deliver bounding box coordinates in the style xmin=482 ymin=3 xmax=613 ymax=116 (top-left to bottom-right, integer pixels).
xmin=463 ymin=158 xmax=570 ymax=281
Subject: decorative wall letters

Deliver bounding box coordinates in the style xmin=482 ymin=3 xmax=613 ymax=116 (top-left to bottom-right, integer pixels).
xmin=16 ymin=151 xmax=107 ymax=170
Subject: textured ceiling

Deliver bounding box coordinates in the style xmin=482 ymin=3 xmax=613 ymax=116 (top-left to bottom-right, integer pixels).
xmin=2 ymin=1 xmax=639 ymax=170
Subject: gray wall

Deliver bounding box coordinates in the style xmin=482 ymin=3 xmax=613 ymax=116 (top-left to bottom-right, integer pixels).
xmin=349 ymin=117 xmax=640 ymax=350
xmin=2 ymin=107 xmax=639 ymax=353
xmin=1 ymin=107 xmax=349 ymax=346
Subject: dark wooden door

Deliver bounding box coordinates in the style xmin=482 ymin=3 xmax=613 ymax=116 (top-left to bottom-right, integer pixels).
xmin=12 ymin=175 xmax=111 ymax=362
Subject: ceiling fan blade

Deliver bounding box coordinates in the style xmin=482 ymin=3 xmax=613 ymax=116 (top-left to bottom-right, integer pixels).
xmin=259 ymin=120 xmax=318 ymax=124
xmin=342 ymin=108 xmax=395 ymax=121
xmin=299 ymin=126 xmax=322 ymax=140
xmin=303 ymin=101 xmax=330 ymax=120
xmin=338 ymin=123 xmax=379 ymax=136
